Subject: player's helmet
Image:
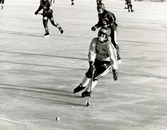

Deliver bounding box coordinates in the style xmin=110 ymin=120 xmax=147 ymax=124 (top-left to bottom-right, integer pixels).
xmin=96 ymin=0 xmax=102 ymax=5
xmin=98 ymin=27 xmax=111 ymax=42
xmin=97 ymin=3 xmax=105 ymax=13
xmin=41 ymin=0 xmax=48 ymax=3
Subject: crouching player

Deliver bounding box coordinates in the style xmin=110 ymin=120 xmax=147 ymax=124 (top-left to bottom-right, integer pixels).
xmin=73 ymin=27 xmax=118 ymax=97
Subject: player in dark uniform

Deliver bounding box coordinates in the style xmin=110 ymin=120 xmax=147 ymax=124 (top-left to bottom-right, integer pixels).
xmin=91 ymin=3 xmax=121 ymax=63
xmin=124 ymin=0 xmax=128 ymax=9
xmin=125 ymin=0 xmax=134 ymax=12
xmin=35 ymin=0 xmax=63 ymax=37
xmin=71 ymin=0 xmax=74 ymax=5
xmin=0 ymin=0 xmax=5 ymax=9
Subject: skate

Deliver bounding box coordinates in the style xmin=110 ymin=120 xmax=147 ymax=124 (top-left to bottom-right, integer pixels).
xmin=131 ymin=9 xmax=134 ymax=12
xmin=59 ymin=27 xmax=64 ymax=34
xmin=73 ymin=84 xmax=85 ymax=93
xmin=82 ymin=90 xmax=91 ymax=97
xmin=44 ymin=32 xmax=49 ymax=37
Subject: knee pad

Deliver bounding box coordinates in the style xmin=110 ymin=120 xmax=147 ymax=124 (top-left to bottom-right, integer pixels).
xmin=43 ymin=17 xmax=47 ymax=20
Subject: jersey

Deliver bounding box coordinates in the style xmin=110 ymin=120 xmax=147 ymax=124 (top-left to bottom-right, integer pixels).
xmin=40 ymin=0 xmax=52 ymax=12
xmin=96 ymin=9 xmax=118 ymax=31
xmin=126 ymin=0 xmax=132 ymax=4
xmin=36 ymin=0 xmax=53 ymax=15
xmin=88 ymin=38 xmax=118 ymax=70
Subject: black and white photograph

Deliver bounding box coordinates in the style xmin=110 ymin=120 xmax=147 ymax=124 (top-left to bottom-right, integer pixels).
xmin=0 ymin=0 xmax=167 ymax=130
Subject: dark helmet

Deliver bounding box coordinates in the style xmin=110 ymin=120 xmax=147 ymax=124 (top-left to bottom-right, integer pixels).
xmin=97 ymin=3 xmax=105 ymax=13
xmin=96 ymin=0 xmax=102 ymax=5
xmin=99 ymin=27 xmax=111 ymax=37
xmin=98 ymin=27 xmax=111 ymax=42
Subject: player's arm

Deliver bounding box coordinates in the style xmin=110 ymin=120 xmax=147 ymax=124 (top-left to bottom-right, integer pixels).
xmin=108 ymin=43 xmax=118 ymax=80
xmin=35 ymin=4 xmax=43 ymax=15
xmin=87 ymin=38 xmax=97 ymax=73
xmin=88 ymin=38 xmax=97 ymax=62
xmin=91 ymin=15 xmax=102 ymax=31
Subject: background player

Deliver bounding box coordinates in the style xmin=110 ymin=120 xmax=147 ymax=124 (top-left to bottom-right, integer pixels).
xmin=0 ymin=0 xmax=5 ymax=9
xmin=71 ymin=0 xmax=74 ymax=5
xmin=91 ymin=3 xmax=121 ymax=63
xmin=126 ymin=0 xmax=134 ymax=12
xmin=73 ymin=27 xmax=118 ymax=97
xmin=35 ymin=0 xmax=63 ymax=37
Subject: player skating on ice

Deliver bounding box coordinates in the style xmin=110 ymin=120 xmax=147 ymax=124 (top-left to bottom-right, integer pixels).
xmin=125 ymin=0 xmax=134 ymax=12
xmin=91 ymin=3 xmax=121 ymax=63
xmin=71 ymin=0 xmax=74 ymax=5
xmin=0 ymin=0 xmax=5 ymax=9
xmin=35 ymin=0 xmax=63 ymax=37
xmin=73 ymin=27 xmax=118 ymax=97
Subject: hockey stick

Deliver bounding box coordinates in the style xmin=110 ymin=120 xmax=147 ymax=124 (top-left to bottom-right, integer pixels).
xmin=86 ymin=70 xmax=95 ymax=106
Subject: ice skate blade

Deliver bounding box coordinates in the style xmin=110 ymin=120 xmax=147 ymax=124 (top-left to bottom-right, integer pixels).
xmin=44 ymin=35 xmax=49 ymax=38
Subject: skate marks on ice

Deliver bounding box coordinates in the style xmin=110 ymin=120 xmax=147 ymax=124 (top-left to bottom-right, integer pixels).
xmin=0 ymin=83 xmax=83 ymax=107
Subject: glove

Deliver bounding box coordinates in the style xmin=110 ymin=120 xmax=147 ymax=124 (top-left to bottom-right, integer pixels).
xmin=91 ymin=26 xmax=97 ymax=31
xmin=112 ymin=69 xmax=118 ymax=81
xmin=89 ymin=61 xmax=95 ymax=72
xmin=35 ymin=11 xmax=38 ymax=15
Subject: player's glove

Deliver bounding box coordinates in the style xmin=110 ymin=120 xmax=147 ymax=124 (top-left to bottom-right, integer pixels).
xmin=91 ymin=26 xmax=97 ymax=31
xmin=112 ymin=69 xmax=118 ymax=81
xmin=35 ymin=11 xmax=38 ymax=15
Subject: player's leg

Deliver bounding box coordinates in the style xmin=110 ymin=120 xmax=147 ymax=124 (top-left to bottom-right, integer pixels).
xmin=110 ymin=30 xmax=121 ymax=62
xmin=73 ymin=76 xmax=90 ymax=93
xmin=71 ymin=0 xmax=74 ymax=5
xmin=43 ymin=16 xmax=49 ymax=37
xmin=74 ymin=60 xmax=97 ymax=94
xmin=124 ymin=2 xmax=128 ymax=9
xmin=127 ymin=3 xmax=130 ymax=12
xmin=130 ymin=4 xmax=134 ymax=12
xmin=82 ymin=60 xmax=111 ymax=97
xmin=81 ymin=80 xmax=98 ymax=97
xmin=48 ymin=13 xmax=64 ymax=34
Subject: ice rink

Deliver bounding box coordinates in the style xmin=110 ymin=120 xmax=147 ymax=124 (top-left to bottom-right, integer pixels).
xmin=0 ymin=0 xmax=167 ymax=130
